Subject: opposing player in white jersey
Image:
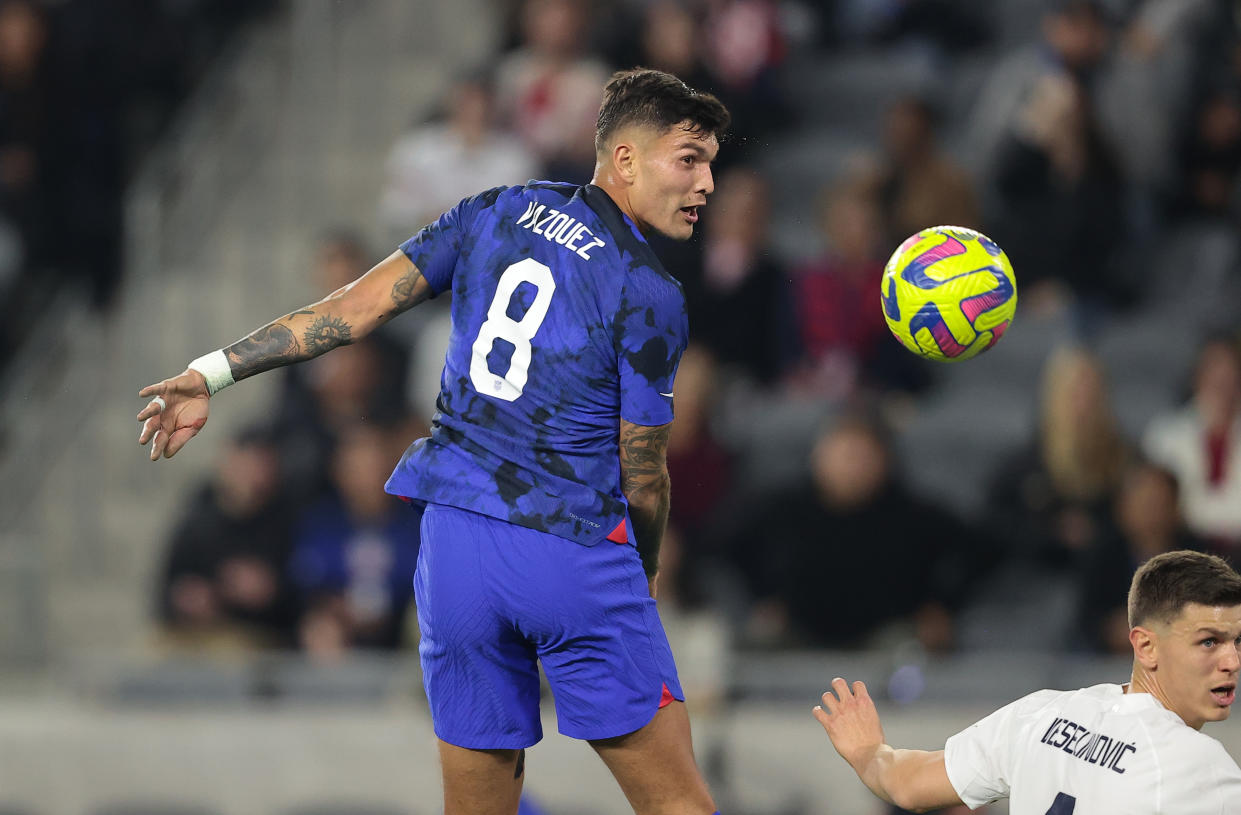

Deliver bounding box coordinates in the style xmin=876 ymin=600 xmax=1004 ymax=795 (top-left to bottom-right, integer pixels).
xmin=814 ymin=550 xmax=1241 ymax=814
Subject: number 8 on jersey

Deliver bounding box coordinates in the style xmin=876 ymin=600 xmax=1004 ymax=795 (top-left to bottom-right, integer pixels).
xmin=470 ymin=258 xmax=557 ymax=401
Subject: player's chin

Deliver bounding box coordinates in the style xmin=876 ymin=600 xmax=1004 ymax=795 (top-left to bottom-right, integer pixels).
xmin=655 ymin=218 xmax=695 ymax=242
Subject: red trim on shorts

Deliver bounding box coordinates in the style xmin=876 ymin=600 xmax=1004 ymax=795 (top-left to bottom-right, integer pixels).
xmin=606 ymin=518 xmax=628 ymax=543
xmin=659 ymin=683 xmax=675 ymax=709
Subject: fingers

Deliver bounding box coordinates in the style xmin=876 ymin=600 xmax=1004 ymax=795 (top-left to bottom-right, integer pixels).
xmin=138 ymin=415 xmax=160 ymax=446
xmin=163 ymin=426 xmax=199 ymax=458
xmin=136 ymin=398 xmax=165 ymax=423
xmin=821 ymin=677 xmax=852 ymax=707
xmin=812 ymin=705 xmax=831 ymax=729
xmin=853 ymin=680 xmax=869 ymax=701
xmin=137 ymin=382 xmax=164 ymax=400
xmin=819 ymin=677 xmax=869 ymax=714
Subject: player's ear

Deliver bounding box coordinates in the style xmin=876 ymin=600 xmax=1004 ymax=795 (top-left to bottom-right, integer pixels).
xmin=1131 ymin=625 xmax=1158 ymax=670
xmin=612 ymin=139 xmax=637 ymax=184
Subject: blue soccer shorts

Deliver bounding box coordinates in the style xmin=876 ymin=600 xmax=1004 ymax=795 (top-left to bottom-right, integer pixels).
xmin=415 ymin=502 xmax=684 ymax=749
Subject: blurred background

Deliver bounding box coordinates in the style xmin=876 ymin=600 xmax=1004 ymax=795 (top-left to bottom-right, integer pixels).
xmin=2 ymin=0 xmax=1241 ymax=813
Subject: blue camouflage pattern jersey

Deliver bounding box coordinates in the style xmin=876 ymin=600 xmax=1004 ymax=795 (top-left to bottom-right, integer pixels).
xmin=385 ymin=182 xmax=688 ymax=547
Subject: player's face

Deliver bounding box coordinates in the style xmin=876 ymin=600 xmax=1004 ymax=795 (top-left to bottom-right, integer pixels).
xmin=629 ymin=122 xmax=718 ymax=241
xmin=1155 ymin=603 xmax=1241 ymax=729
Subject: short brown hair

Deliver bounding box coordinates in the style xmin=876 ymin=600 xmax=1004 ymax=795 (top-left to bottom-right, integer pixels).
xmin=595 ymin=68 xmax=730 ymax=155
xmin=1128 ymin=550 xmax=1241 ymax=628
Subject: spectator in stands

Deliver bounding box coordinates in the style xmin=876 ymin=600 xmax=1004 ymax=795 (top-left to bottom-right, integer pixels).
xmin=786 ymin=174 xmax=928 ymax=398
xmin=665 ymin=343 xmax=735 ymax=606
xmin=698 ymin=0 xmax=791 ymax=159
xmin=991 ymin=69 xmax=1127 ymax=311
xmin=677 ymin=164 xmax=787 ymax=385
xmin=729 ymin=412 xmax=985 ymax=652
xmin=987 ymin=346 xmax=1131 ymax=572
xmin=0 ymin=0 xmax=49 ymax=275
xmin=867 ymin=0 xmax=993 ymax=63
xmin=602 ymin=0 xmax=790 ymax=165
xmin=968 ymin=0 xmax=1113 ymax=179
xmin=377 ymin=70 xmax=537 ymax=245
xmin=1074 ymin=461 xmax=1205 ymax=655
xmin=634 ymin=1 xmax=714 ymax=95
xmin=785 ymin=175 xmax=886 ymax=400
xmin=1171 ymin=86 xmax=1241 ymax=221
xmin=1143 ymin=334 xmax=1241 ymax=557
xmin=495 ymin=0 xmax=609 ymax=182
xmin=1098 ymin=0 xmax=1222 ymax=195
xmin=276 ymin=233 xmax=417 ymax=499
xmin=277 ymin=336 xmax=413 ymax=505
xmin=156 ymin=425 xmax=299 ymax=649
xmin=289 ymin=420 xmax=422 ymax=659
xmin=970 ymin=0 xmax=1129 ymax=313
xmin=873 ymin=94 xmax=980 ymax=247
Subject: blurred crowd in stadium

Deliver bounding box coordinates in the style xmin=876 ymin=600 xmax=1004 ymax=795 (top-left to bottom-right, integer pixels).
xmin=10 ymin=0 xmax=1241 ymax=684
xmin=0 ymin=0 xmax=273 ymax=363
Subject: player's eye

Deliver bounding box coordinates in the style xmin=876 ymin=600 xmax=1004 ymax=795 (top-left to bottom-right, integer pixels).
xmin=680 ymin=155 xmax=695 ymax=165
xmin=1203 ymin=638 xmax=1218 ymax=648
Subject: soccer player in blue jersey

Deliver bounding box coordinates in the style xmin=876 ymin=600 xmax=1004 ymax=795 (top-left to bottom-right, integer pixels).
xmin=138 ymin=69 xmax=730 ymax=814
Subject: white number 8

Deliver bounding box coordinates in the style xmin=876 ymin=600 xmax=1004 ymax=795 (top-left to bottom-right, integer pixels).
xmin=469 ymin=258 xmax=556 ymax=401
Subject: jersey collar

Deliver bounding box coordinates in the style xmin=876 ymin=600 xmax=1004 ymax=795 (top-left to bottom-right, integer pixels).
xmin=581 ymin=184 xmax=676 ymax=284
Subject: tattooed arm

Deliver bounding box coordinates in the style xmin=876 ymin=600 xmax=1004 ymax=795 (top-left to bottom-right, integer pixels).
xmin=619 ymin=419 xmax=672 ymax=584
xmin=137 ymin=251 xmax=432 ymax=460
xmin=223 ymin=250 xmax=431 ymax=381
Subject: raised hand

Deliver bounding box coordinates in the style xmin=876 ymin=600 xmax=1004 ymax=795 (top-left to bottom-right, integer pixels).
xmin=813 ymin=677 xmax=885 ymax=770
xmin=137 ymin=369 xmax=211 ymax=461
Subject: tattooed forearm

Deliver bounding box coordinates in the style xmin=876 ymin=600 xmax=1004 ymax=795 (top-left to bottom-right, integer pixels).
xmin=620 ymin=421 xmax=672 ymax=577
xmin=215 ymin=252 xmax=421 ymax=385
xmin=222 ymin=308 xmax=354 ymax=383
xmin=619 ymin=423 xmax=670 ymax=492
xmin=225 ymin=324 xmax=301 ymax=382
xmin=303 ymin=315 xmax=353 ymax=355
xmin=390 ymin=263 xmax=431 ymax=312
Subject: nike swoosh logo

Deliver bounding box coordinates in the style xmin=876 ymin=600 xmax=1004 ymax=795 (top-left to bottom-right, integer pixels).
xmin=660 ymin=392 xmax=674 ymax=398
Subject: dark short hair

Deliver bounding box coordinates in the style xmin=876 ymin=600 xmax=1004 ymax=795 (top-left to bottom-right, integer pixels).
xmin=1128 ymin=550 xmax=1241 ymax=628
xmin=595 ymin=68 xmax=730 ymax=155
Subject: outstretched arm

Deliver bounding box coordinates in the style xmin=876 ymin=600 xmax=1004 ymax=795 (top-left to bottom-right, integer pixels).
xmin=619 ymin=419 xmax=671 ymax=595
xmin=215 ymin=249 xmax=430 ymax=382
xmin=813 ymin=678 xmax=963 ymax=813
xmin=137 ymin=251 xmax=431 ymax=460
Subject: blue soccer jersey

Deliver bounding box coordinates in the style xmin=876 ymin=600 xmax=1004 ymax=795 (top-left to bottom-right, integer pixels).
xmin=385 ymin=181 xmax=688 ymax=546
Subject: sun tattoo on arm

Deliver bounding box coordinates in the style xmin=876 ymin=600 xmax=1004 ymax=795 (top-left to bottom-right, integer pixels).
xmin=303 ymin=315 xmax=353 ymax=355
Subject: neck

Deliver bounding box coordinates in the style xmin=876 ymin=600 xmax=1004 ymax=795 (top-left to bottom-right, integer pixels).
xmin=1127 ymin=664 xmax=1200 ymax=730
xmin=590 ymin=163 xmax=642 ymax=233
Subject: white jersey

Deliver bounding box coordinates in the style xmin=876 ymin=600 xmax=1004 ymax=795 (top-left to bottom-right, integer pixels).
xmin=944 ymin=683 xmax=1241 ymax=814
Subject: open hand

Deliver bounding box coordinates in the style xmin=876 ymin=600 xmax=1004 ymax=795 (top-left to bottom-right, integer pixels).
xmin=813 ymin=677 xmax=885 ymax=770
xmin=137 ymin=369 xmax=211 ymax=460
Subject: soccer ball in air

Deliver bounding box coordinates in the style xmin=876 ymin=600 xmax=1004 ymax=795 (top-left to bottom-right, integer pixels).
xmin=880 ymin=225 xmax=1017 ymax=362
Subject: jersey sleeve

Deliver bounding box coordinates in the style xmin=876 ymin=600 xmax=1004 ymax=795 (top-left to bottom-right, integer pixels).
xmin=399 ymin=186 xmax=506 ymax=295
xmin=613 ymin=274 xmax=688 ymax=427
xmin=943 ymin=690 xmax=1059 ymax=809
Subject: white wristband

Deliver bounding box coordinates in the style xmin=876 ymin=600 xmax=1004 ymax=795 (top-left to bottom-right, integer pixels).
xmin=188 ymin=350 xmax=235 ymax=396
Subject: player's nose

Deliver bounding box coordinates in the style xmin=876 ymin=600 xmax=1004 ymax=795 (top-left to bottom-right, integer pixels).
xmin=1221 ymin=643 xmax=1241 ymax=672
xmin=698 ymin=165 xmax=714 ymax=196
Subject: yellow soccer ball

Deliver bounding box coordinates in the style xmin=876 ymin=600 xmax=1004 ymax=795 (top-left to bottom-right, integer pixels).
xmin=881 ymin=225 xmax=1017 ymax=362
